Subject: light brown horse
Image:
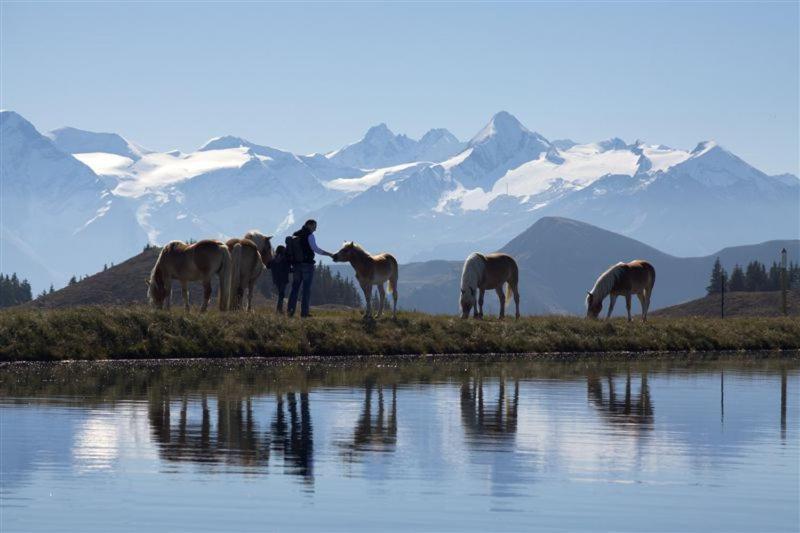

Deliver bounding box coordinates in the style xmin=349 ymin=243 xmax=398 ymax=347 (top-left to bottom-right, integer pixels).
xmin=146 ymin=239 xmax=232 ymax=312
xmin=226 ymin=237 xmax=266 ymax=311
xmin=460 ymin=252 xmax=520 ymax=319
xmin=243 ymin=230 xmax=274 ymax=268
xmin=332 ymin=242 xmax=399 ymax=318
xmin=586 ymin=260 xmax=656 ymax=322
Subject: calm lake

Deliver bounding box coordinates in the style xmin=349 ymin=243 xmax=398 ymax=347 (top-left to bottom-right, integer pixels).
xmin=1 ymin=356 xmax=797 ymax=532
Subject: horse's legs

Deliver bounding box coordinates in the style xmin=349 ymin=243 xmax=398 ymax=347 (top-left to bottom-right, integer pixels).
xmin=201 ymin=280 xmax=212 ymax=312
xmin=636 ymin=292 xmax=647 ymax=322
xmin=362 ymin=284 xmax=372 ymax=318
xmin=495 ymin=287 xmax=506 ymax=319
xmin=391 ymin=280 xmax=398 ymax=319
xmin=625 ymin=294 xmax=632 ymax=322
xmin=607 ymin=295 xmax=617 ymax=319
xmin=247 ymin=279 xmax=256 ymax=312
xmin=164 ymin=275 xmax=172 ymax=310
xmin=477 ymin=289 xmax=485 ymax=318
xmin=181 ymin=280 xmax=190 ymax=312
xmin=377 ymin=284 xmax=386 ymax=318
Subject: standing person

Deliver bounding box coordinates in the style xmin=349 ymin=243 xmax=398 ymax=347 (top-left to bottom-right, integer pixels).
xmin=286 ymin=219 xmax=333 ymax=318
xmin=270 ymin=245 xmax=291 ymax=314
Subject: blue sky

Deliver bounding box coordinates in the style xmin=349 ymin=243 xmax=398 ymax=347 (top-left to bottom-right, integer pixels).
xmin=2 ymin=2 xmax=798 ymax=174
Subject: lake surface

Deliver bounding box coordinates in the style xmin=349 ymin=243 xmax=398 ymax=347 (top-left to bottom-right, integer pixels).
xmin=1 ymin=356 xmax=797 ymax=532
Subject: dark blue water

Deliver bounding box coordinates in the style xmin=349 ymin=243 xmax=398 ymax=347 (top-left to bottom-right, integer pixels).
xmin=1 ymin=357 xmax=797 ymax=532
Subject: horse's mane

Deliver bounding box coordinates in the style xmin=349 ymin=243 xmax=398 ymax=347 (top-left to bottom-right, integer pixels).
xmin=589 ymin=262 xmax=625 ymax=300
xmin=345 ymin=241 xmax=370 ymax=258
xmin=460 ymin=252 xmax=486 ymax=291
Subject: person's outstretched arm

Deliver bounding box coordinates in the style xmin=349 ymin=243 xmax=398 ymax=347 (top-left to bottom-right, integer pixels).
xmin=308 ymin=233 xmax=332 ymax=257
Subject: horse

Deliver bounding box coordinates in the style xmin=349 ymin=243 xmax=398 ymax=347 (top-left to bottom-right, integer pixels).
xmin=146 ymin=239 xmax=232 ymax=311
xmin=243 ymin=230 xmax=274 ymax=268
xmin=226 ymin=237 xmax=266 ymax=311
xmin=586 ymin=260 xmax=656 ymax=322
xmin=459 ymin=252 xmax=520 ymax=320
xmin=332 ymin=241 xmax=399 ymax=318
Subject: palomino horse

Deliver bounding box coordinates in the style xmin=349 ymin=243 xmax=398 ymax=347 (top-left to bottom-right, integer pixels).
xmin=332 ymin=242 xmax=399 ymax=318
xmin=146 ymin=240 xmax=232 ymax=311
xmin=460 ymin=252 xmax=520 ymax=319
xmin=226 ymin=239 xmax=263 ymax=311
xmin=586 ymin=260 xmax=656 ymax=322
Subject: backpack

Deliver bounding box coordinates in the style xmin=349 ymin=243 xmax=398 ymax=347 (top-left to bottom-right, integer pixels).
xmin=286 ymin=235 xmax=305 ymax=264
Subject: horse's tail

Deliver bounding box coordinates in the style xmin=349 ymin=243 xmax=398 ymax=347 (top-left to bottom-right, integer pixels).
xmin=505 ymin=259 xmax=519 ymax=306
xmin=219 ymin=245 xmax=233 ymax=311
xmin=386 ymin=255 xmax=398 ymax=295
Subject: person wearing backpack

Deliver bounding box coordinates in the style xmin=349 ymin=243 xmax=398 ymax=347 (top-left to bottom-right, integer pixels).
xmin=270 ymin=245 xmax=291 ymax=314
xmin=286 ymin=219 xmax=333 ymax=318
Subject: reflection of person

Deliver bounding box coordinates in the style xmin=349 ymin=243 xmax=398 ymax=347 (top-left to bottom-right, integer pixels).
xmin=270 ymin=245 xmax=291 ymax=314
xmin=287 ymin=219 xmax=333 ymax=318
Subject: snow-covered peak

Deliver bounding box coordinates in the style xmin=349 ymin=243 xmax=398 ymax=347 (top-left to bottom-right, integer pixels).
xmin=47 ymin=126 xmax=149 ymax=160
xmin=690 ymin=140 xmax=719 ymax=156
xmin=597 ymin=137 xmax=628 ymax=152
xmin=199 ymin=135 xmax=251 ymax=152
xmin=469 ymin=111 xmax=532 ymax=146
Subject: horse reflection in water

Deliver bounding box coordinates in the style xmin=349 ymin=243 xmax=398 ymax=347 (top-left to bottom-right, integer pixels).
xmin=587 ymin=371 xmax=654 ymax=429
xmin=339 ymin=382 xmax=397 ymax=460
xmin=460 ymin=377 xmax=519 ymax=444
xmin=147 ymin=391 xmax=313 ymax=484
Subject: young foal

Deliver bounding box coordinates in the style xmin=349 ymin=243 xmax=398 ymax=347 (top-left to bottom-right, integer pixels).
xmin=147 ymin=240 xmax=232 ymax=312
xmin=460 ymin=252 xmax=520 ymax=319
xmin=332 ymin=242 xmax=399 ymax=318
xmin=586 ymin=260 xmax=656 ymax=322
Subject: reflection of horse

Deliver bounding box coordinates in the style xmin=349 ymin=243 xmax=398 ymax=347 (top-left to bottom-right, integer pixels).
xmin=459 ymin=253 xmax=520 ymax=319
xmin=332 ymin=242 xmax=399 ymax=318
xmin=340 ymin=382 xmax=397 ymax=459
xmin=587 ymin=371 xmax=653 ymax=427
xmin=460 ymin=377 xmax=519 ymax=442
xmin=146 ymin=240 xmax=232 ymax=311
xmin=147 ymin=390 xmax=314 ymax=482
xmin=586 ymin=260 xmax=655 ymax=321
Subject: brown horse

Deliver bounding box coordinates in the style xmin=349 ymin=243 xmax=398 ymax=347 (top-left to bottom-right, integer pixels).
xmin=332 ymin=242 xmax=399 ymax=318
xmin=146 ymin=239 xmax=232 ymax=311
xmin=243 ymin=230 xmax=274 ymax=268
xmin=586 ymin=260 xmax=656 ymax=322
xmin=226 ymin=238 xmax=265 ymax=311
xmin=460 ymin=252 xmax=520 ymax=319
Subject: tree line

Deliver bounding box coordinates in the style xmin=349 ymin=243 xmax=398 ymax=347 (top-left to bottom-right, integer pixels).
xmin=0 ymin=273 xmax=33 ymax=308
xmin=707 ymin=258 xmax=800 ymax=294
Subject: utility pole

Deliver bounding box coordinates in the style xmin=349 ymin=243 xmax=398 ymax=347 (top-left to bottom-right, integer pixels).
xmin=781 ymin=248 xmax=788 ymax=316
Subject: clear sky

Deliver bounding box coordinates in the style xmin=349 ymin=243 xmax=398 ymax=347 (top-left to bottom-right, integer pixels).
xmin=2 ymin=1 xmax=798 ymax=174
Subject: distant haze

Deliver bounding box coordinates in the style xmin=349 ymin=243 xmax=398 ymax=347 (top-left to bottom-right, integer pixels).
xmin=1 ymin=2 xmax=798 ymax=175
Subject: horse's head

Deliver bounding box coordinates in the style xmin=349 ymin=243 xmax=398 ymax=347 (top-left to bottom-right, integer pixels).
xmin=259 ymin=236 xmax=274 ymax=267
xmin=332 ymin=241 xmax=356 ymax=263
xmin=146 ymin=271 xmax=168 ymax=309
xmin=460 ymin=287 xmax=476 ymax=319
xmin=586 ymin=291 xmax=602 ymax=319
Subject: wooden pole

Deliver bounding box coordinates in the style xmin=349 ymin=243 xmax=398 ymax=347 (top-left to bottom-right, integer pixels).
xmin=781 ymin=248 xmax=788 ymax=316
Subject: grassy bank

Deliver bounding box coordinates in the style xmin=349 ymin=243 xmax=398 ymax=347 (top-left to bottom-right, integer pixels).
xmin=1 ymin=306 xmax=799 ymax=362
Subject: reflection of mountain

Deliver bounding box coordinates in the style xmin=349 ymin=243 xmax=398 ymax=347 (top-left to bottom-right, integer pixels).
xmin=146 ymin=391 xmax=313 ymax=483
xmin=339 ymin=382 xmax=397 ymax=460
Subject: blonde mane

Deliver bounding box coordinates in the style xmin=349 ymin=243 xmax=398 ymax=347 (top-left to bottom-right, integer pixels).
xmin=460 ymin=253 xmax=486 ymax=298
xmin=589 ymin=262 xmax=625 ymax=301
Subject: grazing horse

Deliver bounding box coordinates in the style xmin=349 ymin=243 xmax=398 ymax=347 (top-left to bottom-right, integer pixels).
xmin=586 ymin=260 xmax=656 ymax=322
xmin=146 ymin=240 xmax=232 ymax=312
xmin=226 ymin=238 xmax=265 ymax=311
xmin=460 ymin=252 xmax=520 ymax=320
xmin=332 ymin=242 xmax=399 ymax=318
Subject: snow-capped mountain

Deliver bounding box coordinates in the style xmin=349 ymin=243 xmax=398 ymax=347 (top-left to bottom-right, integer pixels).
xmin=326 ymin=123 xmax=465 ymax=169
xmin=1 ymin=111 xmax=146 ymax=291
xmin=4 ymin=109 xmax=797 ymax=293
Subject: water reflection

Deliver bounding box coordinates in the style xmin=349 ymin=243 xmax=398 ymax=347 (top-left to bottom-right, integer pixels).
xmin=1 ymin=357 xmax=798 ymax=532
xmin=339 ymin=382 xmax=397 ymax=460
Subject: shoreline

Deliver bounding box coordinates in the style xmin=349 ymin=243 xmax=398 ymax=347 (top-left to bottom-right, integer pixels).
xmin=3 ymin=306 xmax=800 ymax=362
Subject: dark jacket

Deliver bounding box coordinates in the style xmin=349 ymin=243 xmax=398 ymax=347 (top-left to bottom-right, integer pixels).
xmin=270 ymin=252 xmax=291 ymax=286
xmin=292 ymin=227 xmax=315 ymax=264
